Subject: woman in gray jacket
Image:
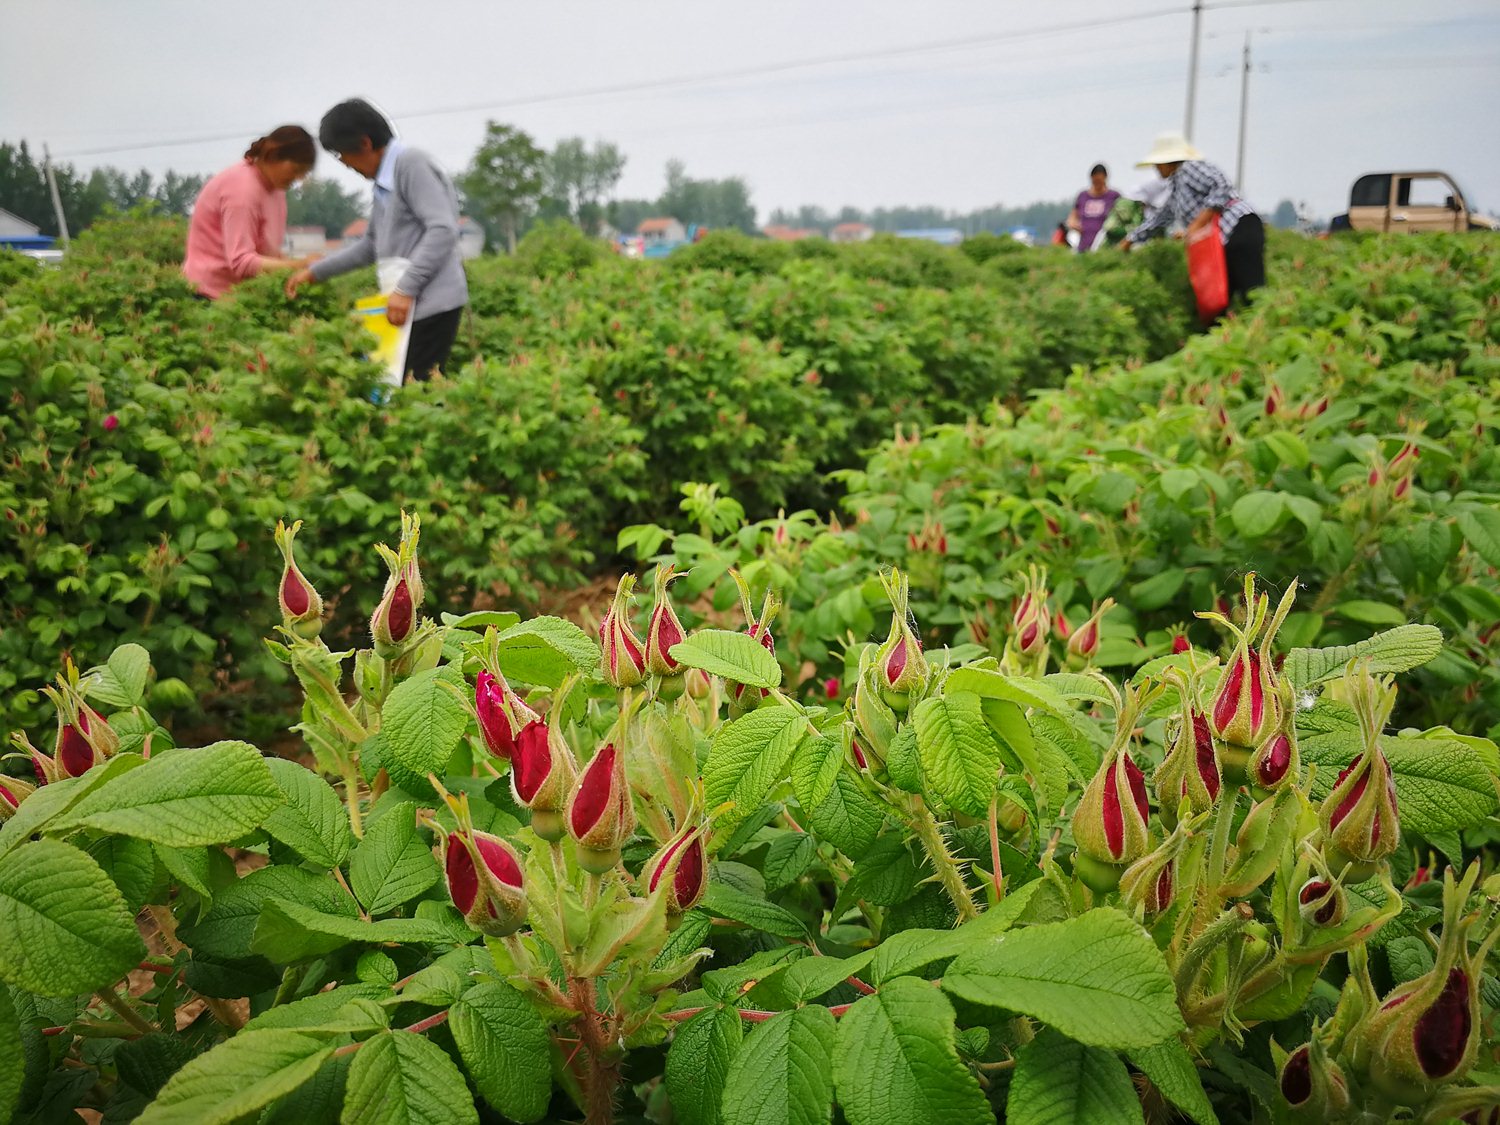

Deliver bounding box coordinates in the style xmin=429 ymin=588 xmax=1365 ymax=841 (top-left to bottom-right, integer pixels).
xmin=285 ymin=99 xmax=468 ymax=381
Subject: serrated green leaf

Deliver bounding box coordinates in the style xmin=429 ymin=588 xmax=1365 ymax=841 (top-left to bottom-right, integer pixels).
xmin=833 ymin=978 xmax=993 ymax=1125
xmin=440 ymin=610 xmax=521 ymax=632
xmin=135 ymin=1029 xmax=335 ymax=1125
xmin=763 ymin=832 xmax=818 ymax=893
xmin=1159 ymin=468 xmax=1199 ymax=502
xmin=156 ymin=844 xmax=213 ymax=900
xmin=496 ymin=615 xmax=599 ymax=687
xmin=701 ymin=881 xmax=808 ymax=939
xmin=1126 ymin=1039 xmax=1218 ymax=1125
xmin=807 ymin=770 xmax=883 ymax=860
xmin=1334 ymin=600 xmax=1408 ymax=628
xmin=261 ymin=1054 xmax=350 ymax=1125
xmin=262 ymin=759 xmax=352 ymax=869
xmin=1262 ymin=431 xmax=1310 ymax=471
xmin=180 ymin=866 xmax=357 ymax=960
xmin=1284 ymin=623 xmax=1443 ymax=689
xmin=0 ymin=838 xmax=146 ymax=996
xmin=1457 ymin=507 xmax=1500 ymax=568
xmin=672 ymin=630 xmax=782 ymax=689
xmin=86 ymin=643 xmax=153 ymax=709
xmin=245 ymin=984 xmax=392 ymax=1032
xmin=449 ymin=981 xmax=550 ymax=1123
xmin=913 ymin=691 xmax=1001 ymax=817
xmin=779 ymin=952 xmax=873 ymax=1003
xmin=943 ymin=908 xmax=1184 ymax=1049
xmin=0 ymin=984 xmax=23 ymax=1125
xmin=380 ymin=668 xmax=471 ymax=798
xmin=1299 ymin=732 xmax=1498 ymax=834
xmin=867 ymin=928 xmax=975 ymax=987
xmin=349 ymin=801 xmax=442 ymax=915
xmin=722 ymin=1007 xmax=835 ymax=1125
xmin=1130 ymin=568 xmax=1186 ymax=612
xmin=0 ymin=755 xmax=144 ymax=859
xmin=1230 ymin=491 xmax=1284 ymax=539
xmin=705 ymin=706 xmax=805 ymax=837
xmin=666 ymin=1006 xmax=743 ymax=1125
xmin=341 ymin=1029 xmax=478 ymax=1125
xmin=89 ymin=834 xmax=157 ymax=912
xmin=790 ymin=734 xmax=841 ymax=809
xmin=251 ymin=900 xmax=458 ymax=963
xmin=52 ymin=741 xmax=282 ymax=846
xmin=1007 ymin=1029 xmax=1143 ymax=1125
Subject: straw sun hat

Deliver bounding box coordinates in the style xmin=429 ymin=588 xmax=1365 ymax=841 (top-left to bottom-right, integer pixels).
xmin=1136 ymin=131 xmax=1203 ymax=167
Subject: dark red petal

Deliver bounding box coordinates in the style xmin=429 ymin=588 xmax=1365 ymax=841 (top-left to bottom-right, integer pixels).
xmin=1172 ymin=634 xmax=1191 ymax=655
xmin=511 ymin=721 xmax=552 ymax=804
xmin=1192 ymin=714 xmax=1220 ymax=799
xmin=1247 ymin=651 xmax=1265 ymax=731
xmin=58 ymin=724 xmax=94 ymax=777
xmin=281 ymin=567 xmax=310 ymax=616
xmin=474 ymin=834 xmax=522 ymax=888
xmin=445 ymin=836 xmax=478 ymax=914
xmin=0 ymin=782 xmax=18 ymax=808
xmin=1102 ymin=768 xmax=1125 ymax=858
xmin=1330 ymin=765 xmax=1370 ymax=831
xmin=1123 ymin=754 xmax=1149 ymax=822
xmin=1414 ymin=968 xmax=1472 ymax=1078
xmin=1213 ymin=654 xmax=1245 ymax=731
xmin=885 ymin=636 xmax=908 ymax=686
xmin=649 ymin=835 xmax=687 ymax=894
xmin=570 ymin=745 xmax=618 ymax=837
xmin=675 ymin=836 xmax=706 ymax=905
xmin=1258 ymin=733 xmax=1292 ymax=787
xmin=1280 ymin=1046 xmax=1312 ymax=1106
xmin=388 ymin=579 xmax=414 ymax=642
xmin=1299 ymin=880 xmax=1331 ymax=905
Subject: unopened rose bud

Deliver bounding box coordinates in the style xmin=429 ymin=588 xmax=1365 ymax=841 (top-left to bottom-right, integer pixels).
xmin=1172 ymin=633 xmax=1191 ymax=655
xmin=1066 ymin=599 xmax=1114 ymax=663
xmin=0 ymin=776 xmax=35 ymax=821
xmin=511 ymin=718 xmax=577 ymax=841
xmin=1297 ymin=878 xmax=1347 ymax=927
xmin=1154 ymin=706 xmax=1221 ymax=821
xmin=41 ymin=667 xmax=118 ymax=779
xmin=1279 ymin=1041 xmax=1350 ymax=1117
xmin=645 ymin=566 xmax=688 ymax=679
xmin=567 ymin=744 xmax=635 ymax=873
xmin=443 ymin=828 xmax=527 ymax=937
xmin=1012 ymin=567 xmax=1051 ymax=657
xmin=599 ymin=576 xmax=647 ymax=688
xmin=646 ymin=824 xmax=707 ymax=915
xmin=876 ymin=568 xmax=928 ymax=707
xmin=475 ymin=668 xmax=538 ymax=762
xmin=852 ymin=660 xmax=896 ymax=769
xmin=370 ymin=512 xmax=425 ymax=657
xmin=274 ymin=519 xmax=324 ymax=639
xmin=1072 ymin=746 xmax=1150 ymax=891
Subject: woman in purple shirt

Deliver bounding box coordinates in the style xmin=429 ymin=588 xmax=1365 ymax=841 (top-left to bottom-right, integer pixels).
xmin=1067 ymin=164 xmax=1121 ymax=253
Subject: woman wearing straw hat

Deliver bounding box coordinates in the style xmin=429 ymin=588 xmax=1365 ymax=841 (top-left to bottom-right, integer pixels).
xmin=1118 ymin=131 xmax=1265 ymax=309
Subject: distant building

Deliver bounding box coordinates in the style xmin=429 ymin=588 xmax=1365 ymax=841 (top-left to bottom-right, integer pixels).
xmin=456 ymin=216 xmax=485 ymax=259
xmin=895 ymin=228 xmax=964 ymax=246
xmin=0 ymin=207 xmax=53 ymax=250
xmin=762 ymin=224 xmax=823 ymax=242
xmin=830 ymin=222 xmax=873 ymax=244
xmin=283 ymin=226 xmax=327 ymax=257
xmin=638 ymin=217 xmax=687 ymax=245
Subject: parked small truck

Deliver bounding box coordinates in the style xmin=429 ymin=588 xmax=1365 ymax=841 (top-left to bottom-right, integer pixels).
xmin=1331 ymin=171 xmax=1497 ymax=233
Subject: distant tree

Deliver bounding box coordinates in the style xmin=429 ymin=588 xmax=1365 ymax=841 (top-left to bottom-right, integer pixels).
xmin=0 ymin=142 xmax=54 ymax=231
xmin=460 ymin=122 xmax=546 ymax=253
xmin=286 ymin=177 xmax=365 ymax=237
xmin=544 ymin=137 xmax=626 ymax=234
xmin=609 ymin=198 xmax=656 ymax=235
xmin=657 ymin=160 xmax=756 ymax=233
xmin=154 ymin=170 xmax=205 ymax=216
xmin=1270 ymin=199 xmax=1298 ymax=229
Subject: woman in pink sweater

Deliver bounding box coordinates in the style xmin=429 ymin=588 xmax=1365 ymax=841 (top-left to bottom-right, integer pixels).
xmin=183 ymin=126 xmax=316 ymax=298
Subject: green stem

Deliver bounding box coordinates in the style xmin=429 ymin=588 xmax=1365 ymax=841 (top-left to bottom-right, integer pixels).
xmin=339 ymin=755 xmax=365 ymax=839
xmin=908 ymin=797 xmax=980 ymax=922
xmin=1174 ymin=903 xmax=1254 ymax=1010
xmin=95 ymin=989 xmax=155 ymax=1036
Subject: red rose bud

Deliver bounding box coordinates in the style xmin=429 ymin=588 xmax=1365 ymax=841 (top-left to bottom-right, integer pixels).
xmin=511 ymin=718 xmax=577 ymax=841
xmin=1358 ymin=864 xmax=1497 ymax=1101
xmin=1392 ymin=475 xmax=1412 ymax=501
xmin=1053 ymin=610 xmax=1072 ymax=642
xmin=1297 ymin=878 xmax=1347 ymax=927
xmin=370 ymin=512 xmax=424 ymax=656
xmin=475 ymin=668 xmax=538 ymax=762
xmin=273 ymin=519 xmax=324 ymax=638
xmin=1320 ymin=674 xmax=1400 ymax=876
xmin=824 ymin=678 xmax=840 ymax=700
xmin=852 ymin=655 xmax=896 ymax=768
xmin=1121 ymin=841 xmax=1179 ymax=917
xmin=1154 ymin=706 xmax=1221 ymax=820
xmin=600 ymin=575 xmax=647 ymax=688
xmin=567 ymin=743 xmax=635 ymax=873
xmin=41 ymin=668 xmax=119 ymax=780
xmin=850 ymin=738 xmax=870 ymax=771
xmin=645 ymin=565 xmax=688 ymax=678
xmin=1066 ymin=598 xmax=1114 ymax=663
xmin=443 ymin=828 xmax=528 ymax=937
xmin=1389 ymin=441 xmax=1419 ymax=475
xmin=876 ymin=568 xmax=928 ymax=701
xmin=1011 ymin=567 xmax=1052 ymax=657
xmin=646 ymin=824 xmax=707 ymax=914
xmin=1073 ymin=746 xmax=1150 ymax=880
xmin=1172 ymin=633 xmax=1191 ymax=655
xmin=1278 ymin=1041 xmax=1350 ymax=1117
xmin=0 ymin=776 xmax=35 ymax=822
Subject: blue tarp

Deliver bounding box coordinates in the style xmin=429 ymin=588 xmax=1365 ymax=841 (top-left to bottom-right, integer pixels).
xmin=0 ymin=235 xmax=56 ymax=249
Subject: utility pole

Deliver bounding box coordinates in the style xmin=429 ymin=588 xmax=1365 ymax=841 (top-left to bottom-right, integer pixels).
xmin=1184 ymin=0 xmax=1204 ymax=140
xmin=43 ymin=145 xmax=71 ymax=247
xmin=1236 ymin=31 xmax=1252 ymax=194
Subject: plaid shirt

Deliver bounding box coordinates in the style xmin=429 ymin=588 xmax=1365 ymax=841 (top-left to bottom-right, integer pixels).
xmin=1127 ymin=161 xmax=1254 ymax=245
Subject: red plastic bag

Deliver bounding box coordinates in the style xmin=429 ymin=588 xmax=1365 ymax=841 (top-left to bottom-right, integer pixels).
xmin=1186 ymin=216 xmax=1228 ymax=322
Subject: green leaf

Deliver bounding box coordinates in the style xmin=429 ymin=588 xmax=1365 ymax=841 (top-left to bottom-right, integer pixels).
xmin=1334 ymin=600 xmax=1408 ymax=628
xmin=1457 ymin=507 xmax=1500 ymax=568
xmin=380 ymin=668 xmax=471 ymax=797
xmin=156 ymin=844 xmax=213 ymax=899
xmin=807 ymin=771 xmax=883 ymax=860
xmin=701 ymin=881 xmax=808 ymax=939
xmin=262 ymin=759 xmax=352 ymax=869
xmin=868 ymin=928 xmax=974 ymax=987
xmin=779 ymin=952 xmax=873 ymax=1003
xmin=912 ymin=691 xmax=1001 ymax=818
xmin=180 ymin=865 xmax=356 ymax=960
xmin=722 ymin=1007 xmax=835 ymax=1125
xmin=1129 ymin=568 xmax=1187 ymax=612
xmin=666 ymin=1006 xmax=743 ymax=1125
xmin=763 ymin=832 xmax=818 ymax=893
xmin=0 ymin=838 xmax=146 ymax=996
xmin=0 ymin=755 xmax=144 ymax=858
xmin=496 ymin=615 xmax=600 ymax=687
xmin=341 ymin=1029 xmax=478 ymax=1125
xmin=790 ymin=734 xmax=842 ymax=809
xmin=135 ymin=1029 xmax=335 ymax=1125
xmin=245 ymin=984 xmax=392 ymax=1032
xmin=86 ymin=643 xmax=153 ymax=709
xmin=449 ymin=982 xmax=551 ymax=1123
xmin=1007 ymin=1029 xmax=1144 ymax=1125
xmin=1300 ymin=732 xmax=1498 ymax=834
xmin=52 ymin=741 xmax=282 ymax=846
xmin=833 ymin=978 xmax=993 ymax=1125
xmin=1158 ymin=468 xmax=1199 ymax=502
xmin=1126 ymin=1040 xmax=1218 ymax=1125
xmin=943 ymin=908 xmax=1184 ymax=1049
xmin=89 ymin=834 xmax=157 ymax=912
xmin=252 ymin=900 xmax=458 ymax=963
xmin=1284 ymin=623 xmax=1444 ymax=689
xmin=1229 ymin=491 xmax=1284 ymax=539
xmin=672 ymin=629 xmax=782 ymax=689
xmin=705 ymin=706 xmax=805 ymax=838
xmin=0 ymin=985 xmax=23 ymax=1125
xmin=440 ymin=609 xmax=521 ymax=632
xmin=349 ymin=801 xmax=442 ymax=915
xmin=1262 ymin=431 xmax=1309 ymax=471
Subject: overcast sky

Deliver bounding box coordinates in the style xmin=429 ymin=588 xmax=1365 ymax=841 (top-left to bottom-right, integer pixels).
xmin=3 ymin=0 xmax=1497 ymax=221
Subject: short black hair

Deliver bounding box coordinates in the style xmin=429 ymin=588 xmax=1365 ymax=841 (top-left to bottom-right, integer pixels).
xmin=318 ymin=99 xmax=394 ymax=154
xmin=1090 ymin=163 xmax=1108 ymax=178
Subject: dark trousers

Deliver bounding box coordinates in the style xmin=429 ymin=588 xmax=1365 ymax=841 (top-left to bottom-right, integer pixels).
xmin=404 ymin=306 xmax=464 ymax=382
xmin=1225 ymin=213 xmax=1266 ymax=306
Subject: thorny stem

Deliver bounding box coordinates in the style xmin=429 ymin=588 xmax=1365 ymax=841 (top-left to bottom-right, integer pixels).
xmin=664 ymin=1002 xmax=859 ymax=1023
xmin=332 ymin=1010 xmax=450 ymax=1058
xmin=569 ymin=976 xmax=619 ymax=1125
xmin=1175 ymin=903 xmax=1255 ymax=1011
xmin=987 ymin=796 xmax=1006 ymax=903
xmin=908 ymin=797 xmax=980 ymax=922
xmin=95 ymin=989 xmax=155 ymax=1036
xmin=339 ymin=755 xmax=365 ymax=839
